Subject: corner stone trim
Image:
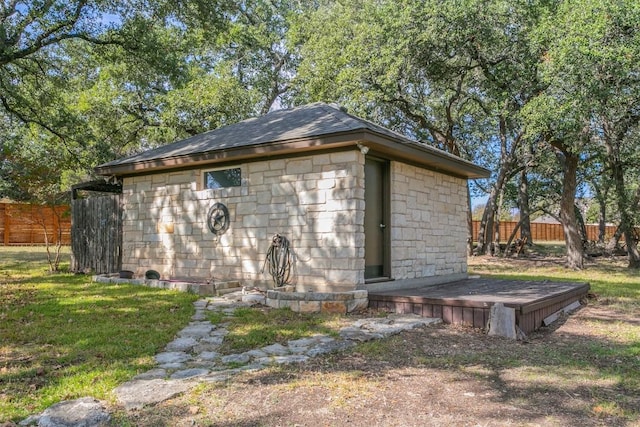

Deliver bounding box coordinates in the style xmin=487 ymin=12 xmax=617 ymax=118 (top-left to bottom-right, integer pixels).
xmin=266 ymin=290 xmax=368 ymax=314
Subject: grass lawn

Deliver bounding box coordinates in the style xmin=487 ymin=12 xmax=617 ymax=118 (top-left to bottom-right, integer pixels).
xmin=0 ymin=246 xmax=198 ymax=422
xmin=216 ymin=306 xmax=343 ymax=354
xmin=115 ymin=248 xmax=640 ymax=426
xmin=2 ymin=245 xmax=639 ymax=426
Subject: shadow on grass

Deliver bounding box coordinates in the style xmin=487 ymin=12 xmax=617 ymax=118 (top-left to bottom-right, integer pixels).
xmin=137 ymin=304 xmax=636 ymax=427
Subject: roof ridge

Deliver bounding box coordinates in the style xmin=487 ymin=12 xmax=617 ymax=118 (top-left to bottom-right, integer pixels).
xmin=317 ymin=102 xmax=368 ymax=130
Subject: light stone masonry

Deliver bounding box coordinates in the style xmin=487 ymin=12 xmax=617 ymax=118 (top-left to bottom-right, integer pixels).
xmin=120 ymin=153 xmax=365 ymax=291
xmin=119 ymin=150 xmax=469 ymax=292
xmin=390 ymin=162 xmax=468 ymax=280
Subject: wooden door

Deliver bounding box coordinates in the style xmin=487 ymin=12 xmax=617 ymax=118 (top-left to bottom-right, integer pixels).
xmin=364 ymin=157 xmax=390 ymax=280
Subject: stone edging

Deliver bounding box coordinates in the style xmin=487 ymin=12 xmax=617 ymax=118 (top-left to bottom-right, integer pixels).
xmin=92 ymin=274 xmax=240 ymax=296
xmin=266 ymin=289 xmax=368 ymax=314
xmin=93 ymin=275 xmax=369 ymax=314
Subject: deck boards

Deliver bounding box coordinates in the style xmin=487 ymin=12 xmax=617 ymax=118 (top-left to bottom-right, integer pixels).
xmin=367 ymin=278 xmax=590 ymax=334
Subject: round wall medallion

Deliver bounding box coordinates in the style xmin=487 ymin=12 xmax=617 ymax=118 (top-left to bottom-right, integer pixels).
xmin=207 ymin=203 xmax=230 ymax=235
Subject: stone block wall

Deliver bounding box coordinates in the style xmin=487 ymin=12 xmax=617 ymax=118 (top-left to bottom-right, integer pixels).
xmin=120 ymin=150 xmax=365 ymax=291
xmin=266 ymin=289 xmax=368 ymax=314
xmin=390 ymin=162 xmax=468 ymax=280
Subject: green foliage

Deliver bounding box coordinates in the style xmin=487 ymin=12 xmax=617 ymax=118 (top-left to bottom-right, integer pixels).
xmin=2 ymin=0 xmax=640 ymax=264
xmin=0 ymin=0 xmax=304 ymax=202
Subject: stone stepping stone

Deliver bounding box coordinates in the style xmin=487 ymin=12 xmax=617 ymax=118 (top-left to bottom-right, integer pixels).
xmin=191 ymin=312 xmax=207 ymax=321
xmin=339 ymin=327 xmax=385 ymax=341
xmin=306 ymin=340 xmax=356 ymax=357
xmin=155 ymin=351 xmax=192 ymax=364
xmin=288 ymin=337 xmax=325 ymax=348
xmin=170 ymin=368 xmax=209 ymax=380
xmin=178 ymin=322 xmax=213 ymax=338
xmin=221 ymin=353 xmax=250 ymax=365
xmin=198 ymin=351 xmax=220 ymax=361
xmin=186 ymin=361 xmax=218 ymax=371
xmin=261 ymin=343 xmax=289 ymax=356
xmin=158 ymin=362 xmax=186 ymax=370
xmin=193 ymin=300 xmax=208 ymax=309
xmin=200 ymin=335 xmax=225 ymax=345
xmin=133 ymin=368 xmax=167 ymax=381
xmin=114 ymin=379 xmax=194 ymax=411
xmin=243 ymin=349 xmax=268 ymax=359
xmin=288 ymin=346 xmax=311 ymax=354
xmin=201 ymin=370 xmax=236 ymax=383
xmin=21 ymin=397 xmax=110 ymax=427
xmin=165 ymin=337 xmax=197 ymax=352
xmin=193 ymin=344 xmax=222 ymax=354
xmin=346 ymin=315 xmax=442 ymax=337
xmin=199 ymin=363 xmax=265 ymax=383
xmin=257 ymin=355 xmax=309 ymax=365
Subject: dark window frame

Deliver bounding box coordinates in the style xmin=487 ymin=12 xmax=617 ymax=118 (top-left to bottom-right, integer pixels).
xmin=202 ymin=167 xmax=242 ymax=190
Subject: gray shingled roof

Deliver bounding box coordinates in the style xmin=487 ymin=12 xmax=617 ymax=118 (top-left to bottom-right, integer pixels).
xmin=96 ymin=102 xmax=489 ymax=178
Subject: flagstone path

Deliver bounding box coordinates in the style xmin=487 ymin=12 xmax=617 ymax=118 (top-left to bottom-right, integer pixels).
xmin=20 ymin=293 xmax=441 ymax=426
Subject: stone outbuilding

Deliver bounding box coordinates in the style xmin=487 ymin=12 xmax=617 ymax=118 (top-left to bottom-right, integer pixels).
xmin=95 ymin=103 xmax=489 ymax=293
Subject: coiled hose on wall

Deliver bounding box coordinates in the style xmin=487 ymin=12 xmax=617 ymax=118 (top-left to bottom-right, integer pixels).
xmin=261 ymin=233 xmax=292 ymax=287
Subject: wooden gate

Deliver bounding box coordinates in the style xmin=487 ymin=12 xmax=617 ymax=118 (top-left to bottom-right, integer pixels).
xmin=71 ymin=194 xmax=122 ymax=274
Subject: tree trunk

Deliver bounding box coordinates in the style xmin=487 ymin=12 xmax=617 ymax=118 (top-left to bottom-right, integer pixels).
xmin=603 ymin=124 xmax=640 ymax=268
xmin=575 ymin=205 xmax=588 ymax=243
xmin=466 ymin=185 xmax=474 ymax=256
xmin=556 ymin=148 xmax=584 ymax=269
xmin=475 ymin=168 xmax=509 ymax=255
xmin=518 ymin=170 xmax=533 ymax=244
xmin=590 ymin=182 xmax=609 ymax=244
xmin=493 ymin=188 xmax=503 ymax=255
xmin=611 ymin=163 xmax=640 ymax=268
xmin=475 ymin=194 xmax=492 ymax=255
xmin=598 ymin=203 xmax=606 ymax=243
xmin=606 ymin=225 xmax=623 ymax=252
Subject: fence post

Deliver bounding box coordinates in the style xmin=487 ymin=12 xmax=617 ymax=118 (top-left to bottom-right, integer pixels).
xmin=3 ymin=205 xmax=9 ymax=245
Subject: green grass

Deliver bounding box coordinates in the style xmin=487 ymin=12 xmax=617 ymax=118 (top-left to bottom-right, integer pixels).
xmin=0 ymin=247 xmax=198 ymax=422
xmin=216 ymin=307 xmax=343 ymax=354
xmin=4 ymin=245 xmax=640 ymax=424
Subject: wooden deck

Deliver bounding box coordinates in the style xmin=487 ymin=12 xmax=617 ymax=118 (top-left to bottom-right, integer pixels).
xmin=368 ymin=278 xmax=590 ymax=334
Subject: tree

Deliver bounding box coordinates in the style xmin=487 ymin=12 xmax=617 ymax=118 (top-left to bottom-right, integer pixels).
xmin=1 ymin=1 xmax=307 ymax=202
xmin=294 ymin=0 xmax=550 ymax=255
xmin=3 ymin=129 xmax=71 ymax=270
xmin=535 ymin=0 xmax=640 ymax=268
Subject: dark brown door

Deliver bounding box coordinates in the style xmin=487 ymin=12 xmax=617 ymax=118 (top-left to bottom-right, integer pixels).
xmin=364 ymin=157 xmax=389 ymax=280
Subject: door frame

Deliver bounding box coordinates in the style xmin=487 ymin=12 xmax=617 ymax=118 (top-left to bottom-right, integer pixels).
xmin=364 ymin=156 xmax=391 ymax=282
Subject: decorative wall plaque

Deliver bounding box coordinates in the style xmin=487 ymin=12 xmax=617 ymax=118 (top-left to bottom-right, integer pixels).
xmin=207 ymin=202 xmax=230 ymax=235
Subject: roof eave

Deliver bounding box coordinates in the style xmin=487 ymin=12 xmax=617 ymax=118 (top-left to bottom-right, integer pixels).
xmin=94 ymin=132 xmax=360 ymax=177
xmin=361 ymin=131 xmax=490 ymax=179
xmin=95 ymin=130 xmax=490 ymax=180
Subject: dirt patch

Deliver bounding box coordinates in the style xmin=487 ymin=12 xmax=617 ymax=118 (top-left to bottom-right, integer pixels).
xmin=110 ymin=303 xmax=639 ymax=427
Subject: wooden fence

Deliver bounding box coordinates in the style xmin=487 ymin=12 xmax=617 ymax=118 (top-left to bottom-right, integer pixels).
xmin=471 ymin=220 xmax=623 ymax=242
xmin=70 ymin=194 xmax=122 ymax=274
xmin=0 ymin=202 xmax=71 ymax=245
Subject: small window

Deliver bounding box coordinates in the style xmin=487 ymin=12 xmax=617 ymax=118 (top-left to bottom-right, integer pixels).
xmin=203 ymin=168 xmax=241 ymax=189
